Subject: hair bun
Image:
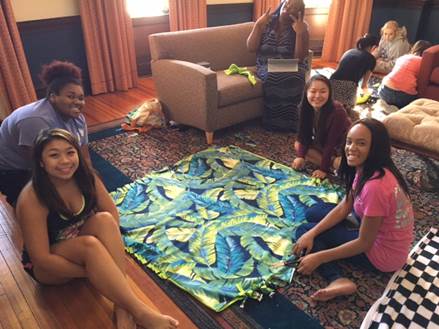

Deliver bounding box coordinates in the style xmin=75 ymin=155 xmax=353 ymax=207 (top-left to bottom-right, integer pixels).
xmin=39 ymin=60 xmax=82 ymax=86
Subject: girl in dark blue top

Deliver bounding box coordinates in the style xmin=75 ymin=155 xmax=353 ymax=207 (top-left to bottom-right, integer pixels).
xmin=330 ymin=34 xmax=379 ymax=110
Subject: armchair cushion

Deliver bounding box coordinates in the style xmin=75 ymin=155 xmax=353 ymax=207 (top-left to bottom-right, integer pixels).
xmin=418 ymin=44 xmax=439 ymax=101
xmin=431 ymin=67 xmax=439 ymax=84
xmin=216 ymin=66 xmax=262 ymax=107
xmin=383 ymin=98 xmax=439 ymax=153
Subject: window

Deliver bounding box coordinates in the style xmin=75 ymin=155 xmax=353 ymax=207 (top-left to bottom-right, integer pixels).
xmin=305 ymin=0 xmax=331 ymax=8
xmin=126 ymin=0 xmax=169 ymax=18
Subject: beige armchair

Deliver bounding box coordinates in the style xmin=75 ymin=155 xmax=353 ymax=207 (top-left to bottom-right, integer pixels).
xmin=149 ymin=22 xmax=263 ymax=144
xmin=149 ymin=22 xmax=312 ymax=144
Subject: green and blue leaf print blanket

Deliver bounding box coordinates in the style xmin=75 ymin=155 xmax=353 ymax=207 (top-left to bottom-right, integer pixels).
xmin=112 ymin=146 xmax=343 ymax=312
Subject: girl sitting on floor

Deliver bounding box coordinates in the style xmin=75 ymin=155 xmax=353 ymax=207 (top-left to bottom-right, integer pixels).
xmin=293 ymin=118 xmax=414 ymax=301
xmin=292 ymin=74 xmax=351 ymax=179
xmin=378 ymin=40 xmax=432 ymax=109
xmin=374 ymin=20 xmax=410 ymax=74
xmin=16 ymin=128 xmax=179 ymax=329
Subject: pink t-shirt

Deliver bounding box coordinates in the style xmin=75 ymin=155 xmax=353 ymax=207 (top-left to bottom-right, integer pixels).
xmin=353 ymin=169 xmax=414 ymax=272
xmin=383 ymin=54 xmax=422 ymax=95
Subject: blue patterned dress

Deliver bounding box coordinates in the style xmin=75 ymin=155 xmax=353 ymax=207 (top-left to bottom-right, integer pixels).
xmin=256 ymin=15 xmax=307 ymax=132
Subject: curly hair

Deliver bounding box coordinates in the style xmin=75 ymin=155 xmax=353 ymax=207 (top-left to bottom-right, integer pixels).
xmin=39 ymin=60 xmax=82 ymax=98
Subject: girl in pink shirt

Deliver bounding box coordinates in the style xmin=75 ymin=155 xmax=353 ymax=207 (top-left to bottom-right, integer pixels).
xmin=379 ymin=40 xmax=432 ymax=108
xmin=293 ymin=118 xmax=414 ymax=301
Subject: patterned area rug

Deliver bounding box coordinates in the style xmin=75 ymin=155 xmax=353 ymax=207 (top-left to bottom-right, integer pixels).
xmin=90 ymin=121 xmax=438 ymax=329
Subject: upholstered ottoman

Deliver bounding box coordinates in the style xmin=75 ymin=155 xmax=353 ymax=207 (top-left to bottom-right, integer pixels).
xmin=382 ymin=98 xmax=439 ymax=153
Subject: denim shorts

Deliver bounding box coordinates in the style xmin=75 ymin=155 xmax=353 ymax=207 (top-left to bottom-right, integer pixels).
xmin=378 ymin=85 xmax=417 ymax=109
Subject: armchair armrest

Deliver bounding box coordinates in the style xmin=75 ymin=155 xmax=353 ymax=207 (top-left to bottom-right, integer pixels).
xmin=418 ymin=45 xmax=439 ymax=95
xmin=151 ymin=59 xmax=218 ymax=131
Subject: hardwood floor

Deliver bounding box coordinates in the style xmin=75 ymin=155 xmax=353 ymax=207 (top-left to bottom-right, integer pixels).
xmin=0 ymin=195 xmax=197 ymax=329
xmin=83 ymin=76 xmax=157 ymax=133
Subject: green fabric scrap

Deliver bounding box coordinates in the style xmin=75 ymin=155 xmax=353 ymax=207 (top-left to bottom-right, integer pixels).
xmin=224 ymin=63 xmax=257 ymax=86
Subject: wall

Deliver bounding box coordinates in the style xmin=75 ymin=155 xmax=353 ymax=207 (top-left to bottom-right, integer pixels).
xmin=133 ymin=16 xmax=170 ymax=76
xmin=207 ymin=3 xmax=253 ymax=26
xmin=11 ymin=0 xmax=439 ymax=99
xmin=13 ymin=0 xmax=87 ymax=97
xmin=370 ymin=0 xmax=439 ymax=44
xmin=17 ymin=17 xmax=89 ymax=98
xmin=13 ymin=0 xmax=328 ymax=89
xmin=12 ymin=0 xmax=79 ymax=22
xmin=417 ymin=0 xmax=439 ymax=43
xmin=11 ymin=0 xmax=330 ymax=89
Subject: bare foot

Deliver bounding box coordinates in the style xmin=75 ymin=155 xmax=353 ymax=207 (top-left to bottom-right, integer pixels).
xmin=114 ymin=305 xmax=136 ymax=329
xmin=135 ymin=309 xmax=179 ymax=329
xmin=310 ymin=278 xmax=357 ymax=302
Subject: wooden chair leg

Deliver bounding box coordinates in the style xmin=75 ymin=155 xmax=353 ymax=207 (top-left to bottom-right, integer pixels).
xmin=205 ymin=131 xmax=214 ymax=145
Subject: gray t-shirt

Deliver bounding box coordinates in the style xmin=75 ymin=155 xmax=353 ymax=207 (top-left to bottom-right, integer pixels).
xmin=0 ymin=98 xmax=88 ymax=170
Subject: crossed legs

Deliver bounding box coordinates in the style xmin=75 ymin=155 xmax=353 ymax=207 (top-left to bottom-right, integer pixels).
xmin=33 ymin=212 xmax=178 ymax=329
xmin=295 ymin=204 xmax=375 ymax=301
xmin=293 ymin=141 xmax=341 ymax=172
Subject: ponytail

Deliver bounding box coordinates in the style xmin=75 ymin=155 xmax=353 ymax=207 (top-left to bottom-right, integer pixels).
xmin=356 ymin=34 xmax=379 ymax=50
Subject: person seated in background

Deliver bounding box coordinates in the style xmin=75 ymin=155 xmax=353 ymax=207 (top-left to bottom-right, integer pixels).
xmin=378 ymin=40 xmax=432 ymax=109
xmin=17 ymin=128 xmax=179 ymax=329
xmin=330 ymin=34 xmax=379 ymax=111
xmin=247 ymin=0 xmax=309 ymax=132
xmin=0 ymin=60 xmax=91 ymax=206
xmin=373 ymin=20 xmax=410 ymax=74
xmin=293 ymin=119 xmax=414 ymax=301
xmin=292 ymin=75 xmax=351 ymax=179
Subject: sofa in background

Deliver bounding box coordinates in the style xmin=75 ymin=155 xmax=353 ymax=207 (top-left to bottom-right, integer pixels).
xmin=149 ymin=22 xmax=262 ymax=144
xmin=418 ymin=44 xmax=439 ymax=101
xmin=149 ymin=22 xmax=312 ymax=144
